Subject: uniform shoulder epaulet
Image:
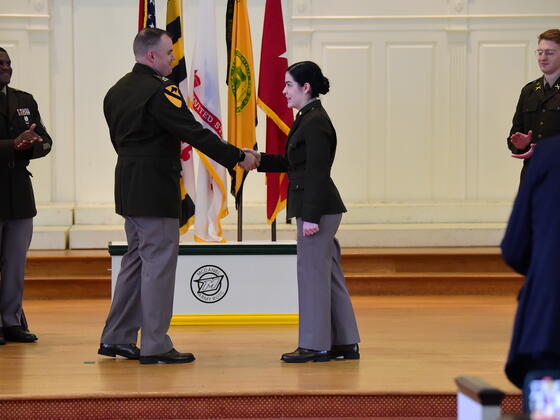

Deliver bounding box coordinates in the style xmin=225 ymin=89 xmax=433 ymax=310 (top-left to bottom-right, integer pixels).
xmin=526 ymin=77 xmax=545 ymax=92
xmin=518 ymin=78 xmax=540 ymax=93
xmin=10 ymin=87 xmax=32 ymax=96
xmin=152 ymin=74 xmax=170 ymax=84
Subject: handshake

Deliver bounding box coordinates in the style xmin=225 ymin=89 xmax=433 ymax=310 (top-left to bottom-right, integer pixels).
xmin=238 ymin=148 xmax=262 ymax=171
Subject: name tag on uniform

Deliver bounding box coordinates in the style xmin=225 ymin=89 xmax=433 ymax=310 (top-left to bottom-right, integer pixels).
xmin=16 ymin=108 xmax=31 ymax=116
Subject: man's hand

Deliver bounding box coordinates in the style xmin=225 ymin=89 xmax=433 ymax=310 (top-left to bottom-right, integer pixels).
xmin=510 ymin=130 xmax=532 ymax=151
xmin=302 ymin=221 xmax=319 ymax=236
xmin=239 ymin=148 xmax=261 ymax=171
xmin=511 ymin=143 xmax=535 ymax=159
xmin=14 ymin=123 xmax=43 ymax=151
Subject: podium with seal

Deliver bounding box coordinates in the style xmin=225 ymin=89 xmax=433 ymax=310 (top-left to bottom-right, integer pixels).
xmin=108 ymin=241 xmax=298 ymax=325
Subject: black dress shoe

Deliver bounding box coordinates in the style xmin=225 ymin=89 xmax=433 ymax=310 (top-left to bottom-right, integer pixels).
xmin=331 ymin=343 xmax=360 ymax=360
xmin=139 ymin=348 xmax=195 ymax=365
xmin=98 ymin=343 xmax=140 ymax=360
xmin=281 ymin=347 xmax=333 ymax=363
xmin=0 ymin=330 xmax=5 ymax=345
xmin=3 ymin=326 xmax=37 ymax=343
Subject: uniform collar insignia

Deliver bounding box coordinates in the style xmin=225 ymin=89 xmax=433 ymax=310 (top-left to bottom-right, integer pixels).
xmin=297 ymin=98 xmax=321 ymax=117
xmin=152 ymin=74 xmax=169 ymax=83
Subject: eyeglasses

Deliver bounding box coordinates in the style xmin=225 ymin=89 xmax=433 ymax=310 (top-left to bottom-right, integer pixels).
xmin=535 ymin=49 xmax=558 ymax=57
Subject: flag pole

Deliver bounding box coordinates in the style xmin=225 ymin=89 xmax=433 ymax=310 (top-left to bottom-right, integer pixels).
xmin=271 ymin=220 xmax=276 ymax=241
xmin=237 ymin=190 xmax=243 ymax=242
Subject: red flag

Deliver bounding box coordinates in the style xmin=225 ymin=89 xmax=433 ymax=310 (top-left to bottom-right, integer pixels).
xmin=257 ymin=0 xmax=293 ymax=224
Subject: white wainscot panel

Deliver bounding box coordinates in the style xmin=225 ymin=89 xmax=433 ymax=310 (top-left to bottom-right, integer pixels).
xmin=476 ymin=42 xmax=528 ymax=199
xmin=0 ymin=0 xmax=48 ymax=14
xmin=385 ymin=43 xmax=435 ymax=201
xmin=307 ymin=0 xmax=448 ymax=17
xmin=322 ymin=43 xmax=372 ymax=203
xmin=0 ymin=17 xmax=52 ymax=204
xmin=73 ymin=0 xmax=136 ymax=204
xmin=468 ymin=0 xmax=560 ymax=15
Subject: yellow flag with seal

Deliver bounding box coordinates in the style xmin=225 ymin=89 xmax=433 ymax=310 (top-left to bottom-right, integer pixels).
xmin=226 ymin=0 xmax=256 ymax=208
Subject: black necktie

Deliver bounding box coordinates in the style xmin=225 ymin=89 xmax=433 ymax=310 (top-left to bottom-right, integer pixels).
xmin=0 ymin=91 xmax=7 ymax=117
xmin=544 ymin=83 xmax=551 ymax=92
xmin=0 ymin=91 xmax=6 ymax=110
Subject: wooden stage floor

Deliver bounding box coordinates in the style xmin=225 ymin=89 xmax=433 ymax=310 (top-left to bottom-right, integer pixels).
xmin=0 ymin=296 xmax=521 ymax=418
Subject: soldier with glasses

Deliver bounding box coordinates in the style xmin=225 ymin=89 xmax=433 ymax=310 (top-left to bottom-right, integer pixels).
xmin=507 ymin=29 xmax=560 ymax=180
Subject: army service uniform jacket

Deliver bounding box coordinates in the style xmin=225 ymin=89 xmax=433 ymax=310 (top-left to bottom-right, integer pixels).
xmin=0 ymin=87 xmax=52 ymax=219
xmin=104 ymin=63 xmax=240 ymax=219
xmin=258 ymin=100 xmax=346 ymax=223
xmin=508 ymin=76 xmax=560 ymax=176
xmin=502 ymin=135 xmax=560 ymax=388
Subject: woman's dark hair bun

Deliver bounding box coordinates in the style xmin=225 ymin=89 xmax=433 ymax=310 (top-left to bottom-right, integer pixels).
xmin=317 ymin=76 xmax=330 ymax=95
xmin=286 ymin=60 xmax=330 ymax=97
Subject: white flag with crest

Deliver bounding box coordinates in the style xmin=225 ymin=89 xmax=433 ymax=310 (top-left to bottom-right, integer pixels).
xmin=188 ymin=0 xmax=229 ymax=242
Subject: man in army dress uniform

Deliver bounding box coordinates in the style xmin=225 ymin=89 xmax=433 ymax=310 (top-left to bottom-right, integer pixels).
xmin=508 ymin=29 xmax=560 ymax=179
xmin=98 ymin=28 xmax=258 ymax=364
xmin=0 ymin=47 xmax=52 ymax=345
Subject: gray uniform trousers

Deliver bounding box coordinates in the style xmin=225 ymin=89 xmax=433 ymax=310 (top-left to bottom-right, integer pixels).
xmin=296 ymin=213 xmax=360 ymax=351
xmin=101 ymin=216 xmax=179 ymax=356
xmin=0 ymin=218 xmax=33 ymax=328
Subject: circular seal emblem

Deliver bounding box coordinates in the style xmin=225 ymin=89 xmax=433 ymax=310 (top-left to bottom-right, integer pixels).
xmin=190 ymin=265 xmax=229 ymax=304
xmin=229 ymin=50 xmax=252 ymax=113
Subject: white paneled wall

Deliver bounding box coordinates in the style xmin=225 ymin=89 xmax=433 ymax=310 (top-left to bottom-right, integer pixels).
xmin=323 ymin=42 xmax=372 ymax=203
xmin=0 ymin=0 xmax=51 ymax=203
xmin=386 ymin=42 xmax=436 ymax=201
xmin=475 ymin=40 xmax=527 ymax=199
xmin=0 ymin=0 xmax=559 ymax=247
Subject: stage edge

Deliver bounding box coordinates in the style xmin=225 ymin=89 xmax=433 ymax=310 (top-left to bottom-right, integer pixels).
xmin=171 ymin=313 xmax=299 ymax=326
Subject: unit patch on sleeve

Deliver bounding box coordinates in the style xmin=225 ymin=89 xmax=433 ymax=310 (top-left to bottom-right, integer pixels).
xmin=164 ymin=85 xmax=183 ymax=108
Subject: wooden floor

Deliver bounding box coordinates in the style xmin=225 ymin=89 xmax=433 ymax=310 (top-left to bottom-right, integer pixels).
xmin=0 ymin=295 xmax=520 ymax=398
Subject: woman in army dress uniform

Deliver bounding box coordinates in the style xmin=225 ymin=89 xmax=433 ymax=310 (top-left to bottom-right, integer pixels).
xmin=246 ymin=61 xmax=360 ymax=363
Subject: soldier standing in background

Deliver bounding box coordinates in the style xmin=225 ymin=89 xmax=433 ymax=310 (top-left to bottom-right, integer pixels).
xmin=0 ymin=47 xmax=52 ymax=345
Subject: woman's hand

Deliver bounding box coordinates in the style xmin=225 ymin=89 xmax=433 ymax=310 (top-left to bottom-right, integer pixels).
xmin=242 ymin=148 xmax=261 ymax=170
xmin=302 ymin=221 xmax=319 ymax=236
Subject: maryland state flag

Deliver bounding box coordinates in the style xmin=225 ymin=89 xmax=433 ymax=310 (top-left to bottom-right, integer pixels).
xmin=258 ymin=0 xmax=293 ymax=224
xmin=138 ymin=0 xmax=156 ymax=30
xmin=226 ymin=0 xmax=257 ymax=207
xmin=166 ymin=0 xmax=196 ymax=234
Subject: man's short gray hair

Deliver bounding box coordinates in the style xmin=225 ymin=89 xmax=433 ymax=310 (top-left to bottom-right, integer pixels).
xmin=133 ymin=28 xmax=172 ymax=58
